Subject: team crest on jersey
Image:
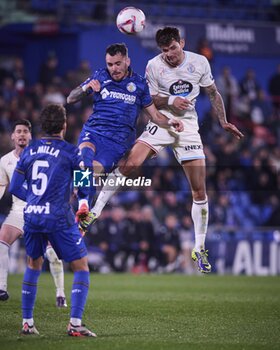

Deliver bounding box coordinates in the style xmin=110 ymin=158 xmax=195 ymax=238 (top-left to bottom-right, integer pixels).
xmin=126 ymin=82 xmax=136 ymax=92
xmin=169 ymin=80 xmax=193 ymax=97
xmin=186 ymin=63 xmax=195 ymax=73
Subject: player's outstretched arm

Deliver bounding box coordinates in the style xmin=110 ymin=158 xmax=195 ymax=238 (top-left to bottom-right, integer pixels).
xmin=67 ymin=80 xmax=101 ymax=104
xmin=144 ymin=103 xmax=184 ymax=132
xmin=204 ymin=83 xmax=244 ymax=140
xmin=152 ymin=94 xmax=193 ymax=111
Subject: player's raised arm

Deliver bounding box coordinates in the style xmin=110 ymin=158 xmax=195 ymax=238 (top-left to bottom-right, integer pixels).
xmin=144 ymin=103 xmax=184 ymax=132
xmin=204 ymin=83 xmax=244 ymax=140
xmin=67 ymin=79 xmax=101 ymax=104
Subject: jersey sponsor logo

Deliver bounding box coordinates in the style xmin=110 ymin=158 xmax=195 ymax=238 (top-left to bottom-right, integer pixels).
xmin=73 ymin=169 xmax=91 ymax=187
xmin=100 ymin=88 xmax=136 ymax=104
xmin=126 ymin=82 xmax=136 ymax=92
xmin=103 ymin=79 xmax=112 ymax=84
xmin=185 ymin=145 xmax=202 ymax=151
xmin=101 ymin=87 xmax=110 ymax=99
xmin=24 ymin=202 xmax=50 ymax=214
xmin=169 ymin=80 xmax=193 ymax=97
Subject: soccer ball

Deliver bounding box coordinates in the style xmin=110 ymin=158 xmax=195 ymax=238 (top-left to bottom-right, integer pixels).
xmin=116 ymin=7 xmax=146 ymax=35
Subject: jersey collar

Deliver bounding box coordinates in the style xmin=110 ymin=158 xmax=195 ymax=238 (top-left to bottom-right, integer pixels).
xmin=41 ymin=136 xmax=63 ymax=140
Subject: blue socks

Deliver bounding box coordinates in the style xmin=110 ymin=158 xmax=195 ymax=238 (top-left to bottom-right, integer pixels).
xmin=71 ymin=271 xmax=90 ymax=319
xmin=80 ymin=147 xmax=96 ymax=206
xmin=22 ymin=267 xmax=41 ymax=319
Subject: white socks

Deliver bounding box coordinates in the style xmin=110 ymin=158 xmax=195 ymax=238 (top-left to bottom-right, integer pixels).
xmin=70 ymin=317 xmax=82 ymax=326
xmin=0 ymin=241 xmax=10 ymax=291
xmin=91 ymin=167 xmax=126 ymax=217
xmin=191 ymin=197 xmax=209 ymax=252
xmin=45 ymin=246 xmax=65 ymax=298
xmin=23 ymin=318 xmax=34 ymax=326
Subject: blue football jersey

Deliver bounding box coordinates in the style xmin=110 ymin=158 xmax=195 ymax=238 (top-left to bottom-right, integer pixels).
xmin=14 ymin=136 xmax=83 ymax=231
xmin=80 ymin=67 xmax=153 ymax=146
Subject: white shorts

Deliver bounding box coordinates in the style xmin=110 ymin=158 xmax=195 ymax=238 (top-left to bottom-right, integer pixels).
xmin=2 ymin=206 xmax=24 ymax=232
xmin=137 ymin=121 xmax=205 ymax=164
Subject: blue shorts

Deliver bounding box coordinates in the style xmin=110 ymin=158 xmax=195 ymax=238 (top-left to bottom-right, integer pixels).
xmin=23 ymin=224 xmax=87 ymax=263
xmin=78 ymin=128 xmax=129 ymax=173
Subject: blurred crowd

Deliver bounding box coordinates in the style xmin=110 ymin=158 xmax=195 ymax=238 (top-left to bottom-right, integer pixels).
xmin=0 ymin=54 xmax=279 ymax=273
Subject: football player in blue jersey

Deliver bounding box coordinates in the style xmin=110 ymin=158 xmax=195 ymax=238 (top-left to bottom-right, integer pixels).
xmin=0 ymin=119 xmax=67 ymax=307
xmin=9 ymin=104 xmax=96 ymax=337
xmin=66 ymin=43 xmax=183 ymax=228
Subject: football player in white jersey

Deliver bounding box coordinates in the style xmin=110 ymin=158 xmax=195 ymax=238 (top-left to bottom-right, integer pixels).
xmin=0 ymin=119 xmax=67 ymax=305
xmin=85 ymin=27 xmax=244 ymax=273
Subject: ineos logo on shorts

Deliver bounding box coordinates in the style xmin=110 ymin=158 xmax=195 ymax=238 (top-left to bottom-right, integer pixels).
xmin=169 ymin=80 xmax=193 ymax=97
xmin=185 ymin=145 xmax=202 ymax=151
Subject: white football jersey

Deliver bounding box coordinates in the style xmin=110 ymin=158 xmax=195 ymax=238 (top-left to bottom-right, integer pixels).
xmin=145 ymin=50 xmax=214 ymax=123
xmin=0 ymin=150 xmax=25 ymax=210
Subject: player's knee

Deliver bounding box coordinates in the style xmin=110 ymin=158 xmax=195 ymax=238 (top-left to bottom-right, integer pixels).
xmin=70 ymin=257 xmax=89 ymax=272
xmin=0 ymin=225 xmax=21 ymax=244
xmin=192 ymin=190 xmax=207 ymax=202
xmin=46 ymin=246 xmax=59 ymax=263
xmin=27 ymin=256 xmax=44 ymax=270
xmin=124 ymin=156 xmax=142 ymax=171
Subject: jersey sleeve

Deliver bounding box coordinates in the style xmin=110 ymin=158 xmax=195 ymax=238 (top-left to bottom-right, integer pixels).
xmin=9 ymin=169 xmax=27 ymax=201
xmin=15 ymin=148 xmax=27 ymax=174
xmin=145 ymin=60 xmax=159 ymax=96
xmin=199 ymin=56 xmax=215 ymax=87
xmin=0 ymin=158 xmax=8 ymax=186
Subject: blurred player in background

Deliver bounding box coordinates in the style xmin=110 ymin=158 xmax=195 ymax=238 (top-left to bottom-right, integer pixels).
xmin=88 ymin=27 xmax=244 ymax=273
xmin=66 ymin=43 xmax=183 ymax=229
xmin=10 ymin=105 xmax=95 ymax=337
xmin=0 ymin=120 xmax=67 ymax=306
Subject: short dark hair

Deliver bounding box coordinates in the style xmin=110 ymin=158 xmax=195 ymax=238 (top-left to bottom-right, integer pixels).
xmin=106 ymin=43 xmax=128 ymax=57
xmin=156 ymin=27 xmax=181 ymax=47
xmin=12 ymin=119 xmax=32 ymax=132
xmin=40 ymin=104 xmax=66 ymax=135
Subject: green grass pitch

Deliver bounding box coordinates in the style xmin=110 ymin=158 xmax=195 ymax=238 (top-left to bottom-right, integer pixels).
xmin=0 ymin=273 xmax=279 ymax=350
